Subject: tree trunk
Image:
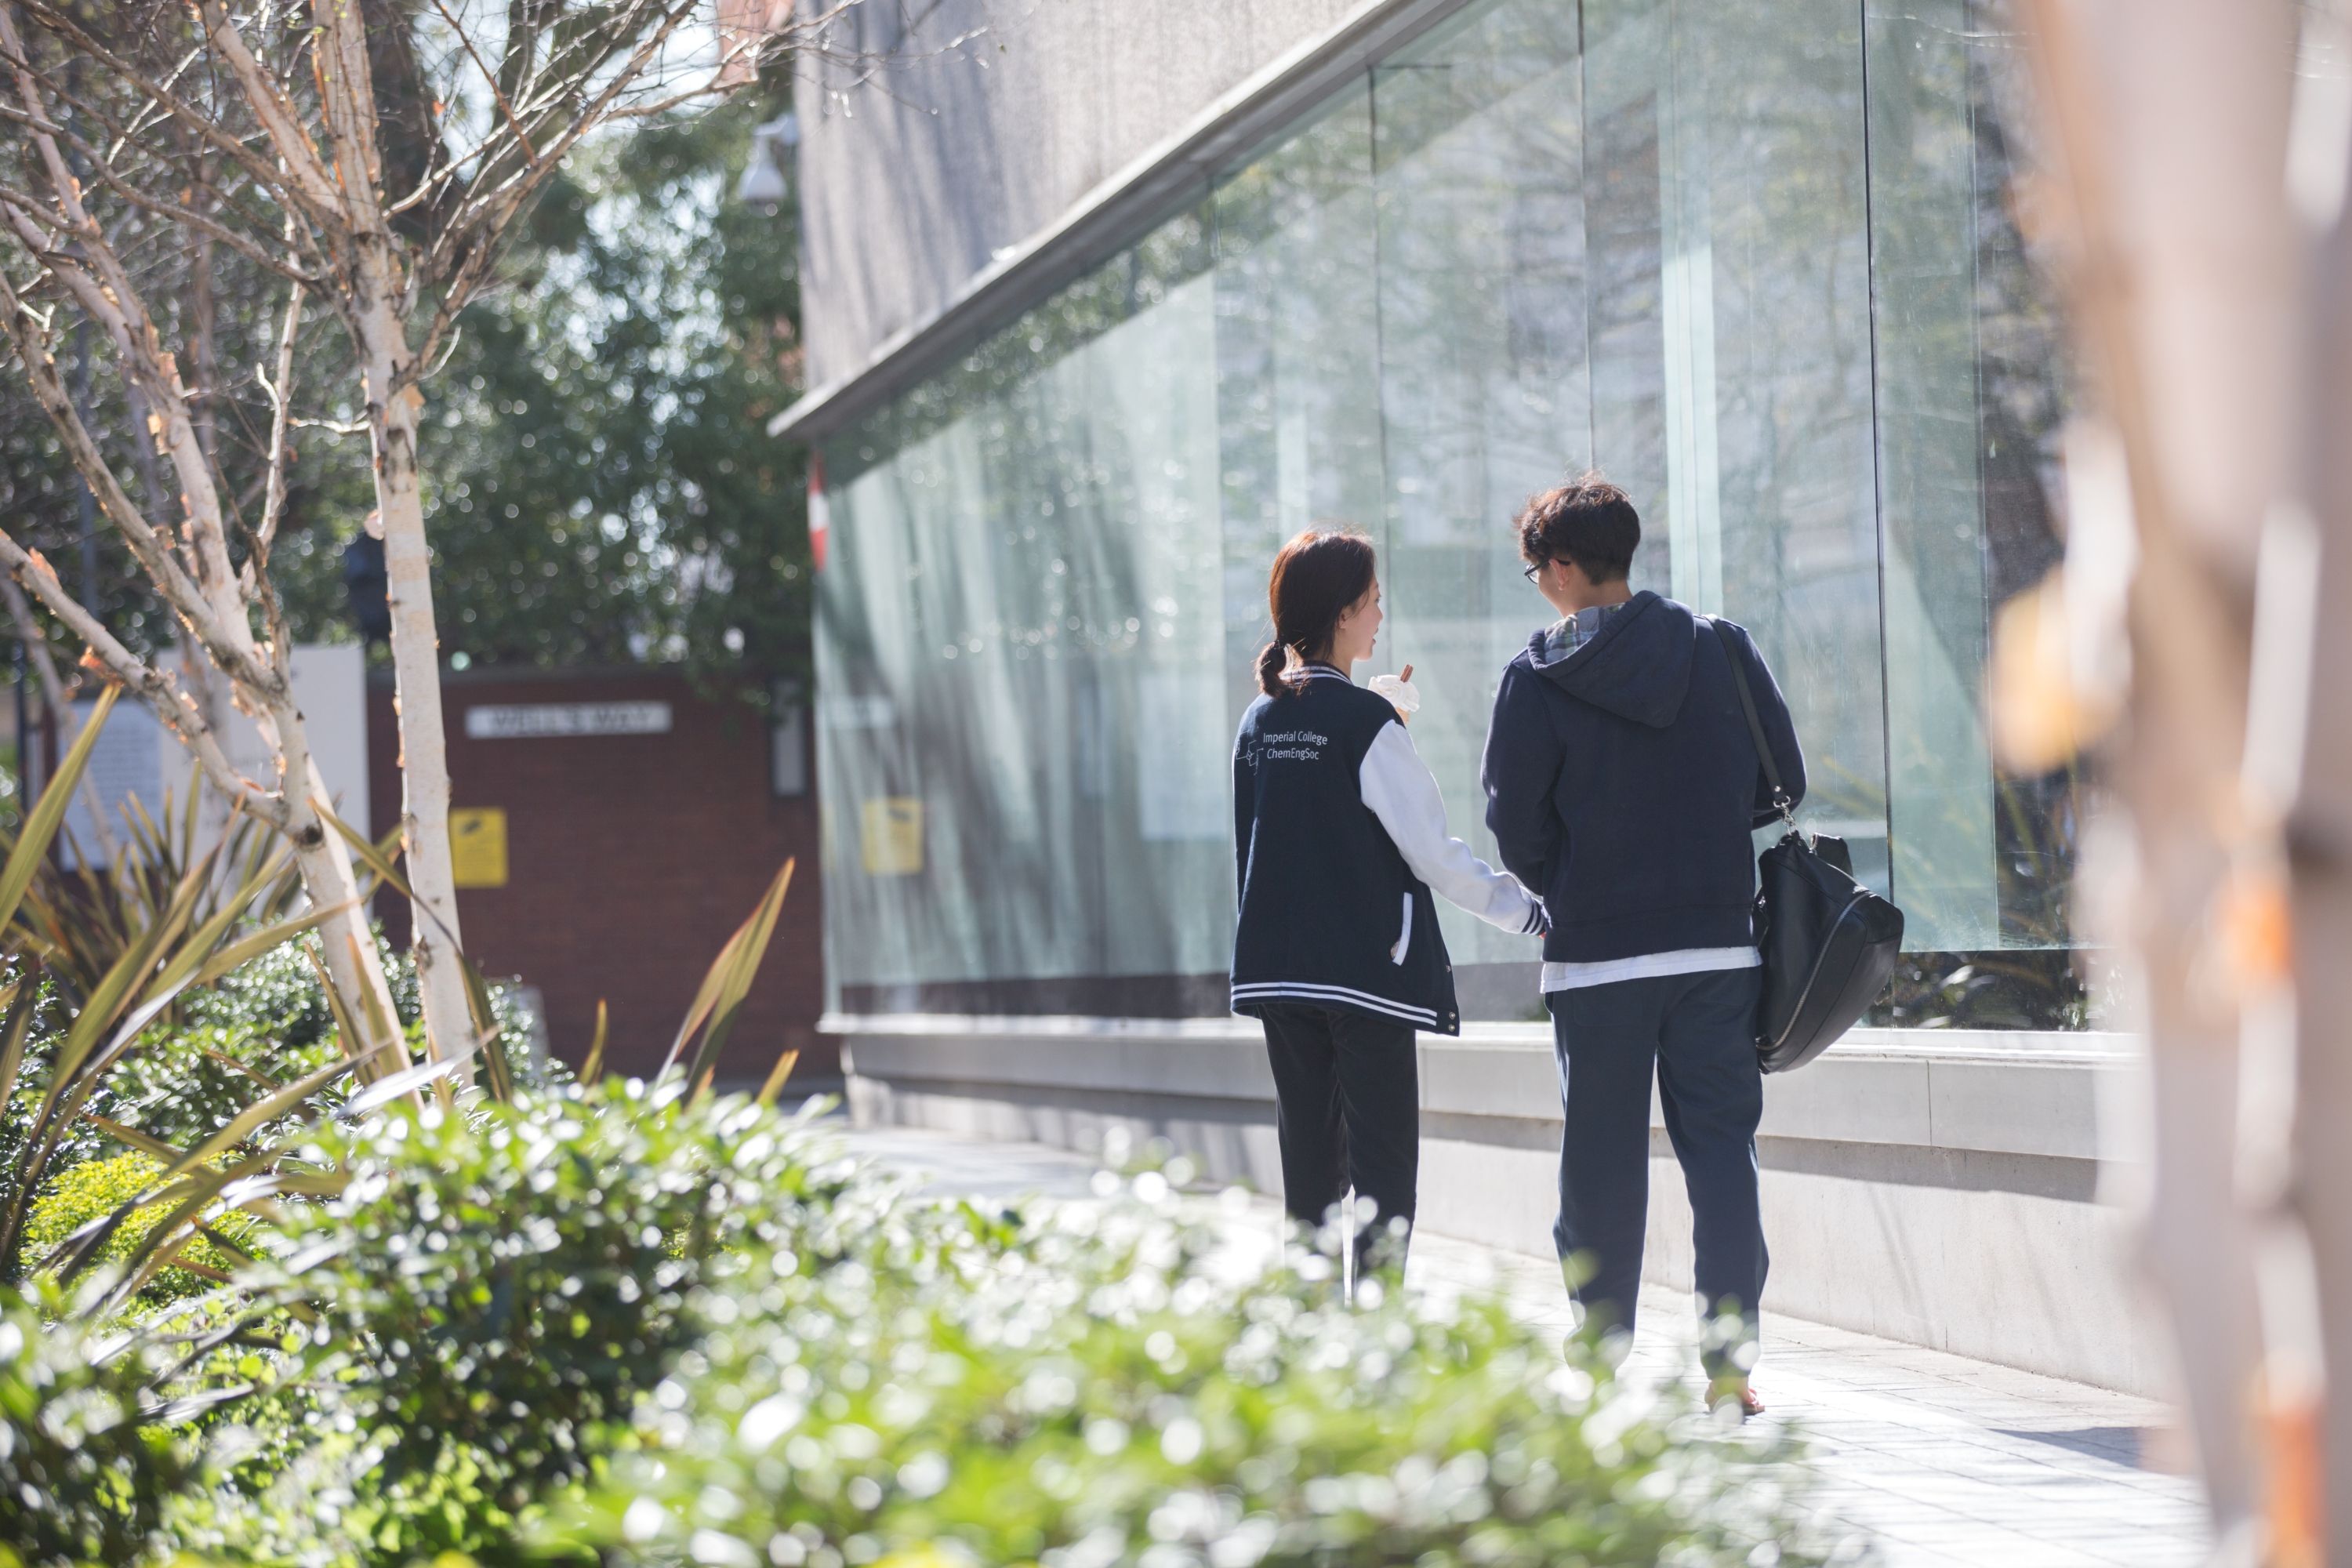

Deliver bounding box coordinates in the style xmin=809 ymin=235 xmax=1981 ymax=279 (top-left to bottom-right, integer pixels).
xmin=0 ymin=1 xmax=422 ymax=1095
xmin=354 ymin=279 xmax=474 ymax=1073
xmin=283 ymin=764 xmax=412 ymax=1082
xmin=228 ymin=634 xmax=408 ymax=1077
xmin=2016 ymin=0 xmax=2299 ymax=1546
xmin=2293 ymin=151 xmax=2352 ymax=1567
xmin=2117 ymin=713 xmax=2265 ymax=1537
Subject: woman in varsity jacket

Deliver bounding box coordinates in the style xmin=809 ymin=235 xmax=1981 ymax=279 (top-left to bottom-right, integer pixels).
xmin=1232 ymin=528 xmax=1546 ymax=1280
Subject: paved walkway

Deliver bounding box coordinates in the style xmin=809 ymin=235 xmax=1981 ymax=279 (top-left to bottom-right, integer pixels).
xmin=835 ymin=1120 xmax=2212 ymax=1568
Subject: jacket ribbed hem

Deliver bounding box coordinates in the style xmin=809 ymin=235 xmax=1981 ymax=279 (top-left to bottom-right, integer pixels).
xmin=1231 ymin=979 xmax=1457 ymax=1035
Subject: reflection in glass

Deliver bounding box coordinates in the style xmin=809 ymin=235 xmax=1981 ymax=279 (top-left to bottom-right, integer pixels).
xmin=1368 ymin=0 xmax=1588 ymax=1008
xmin=1585 ymin=0 xmax=1889 ymax=896
xmin=1212 ymin=88 xmax=1385 ymax=714
xmin=819 ymin=216 xmax=1226 ymax=1012
xmin=1867 ymin=0 xmax=2080 ymax=956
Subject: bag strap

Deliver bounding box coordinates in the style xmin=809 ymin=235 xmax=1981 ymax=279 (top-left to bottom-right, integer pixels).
xmin=1708 ymin=617 xmax=1795 ymax=827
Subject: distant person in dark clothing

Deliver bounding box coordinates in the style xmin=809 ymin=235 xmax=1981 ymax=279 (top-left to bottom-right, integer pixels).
xmin=1232 ymin=528 xmax=1545 ymax=1283
xmin=1480 ymin=476 xmax=1805 ymax=1416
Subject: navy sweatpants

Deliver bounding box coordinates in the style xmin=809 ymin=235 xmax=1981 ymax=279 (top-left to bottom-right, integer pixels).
xmin=1548 ymin=967 xmax=1766 ymax=1361
xmin=1259 ymin=1003 xmax=1419 ymax=1276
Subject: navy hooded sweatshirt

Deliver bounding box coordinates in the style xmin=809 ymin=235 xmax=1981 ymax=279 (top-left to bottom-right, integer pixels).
xmin=1479 ymin=590 xmax=1806 ymax=964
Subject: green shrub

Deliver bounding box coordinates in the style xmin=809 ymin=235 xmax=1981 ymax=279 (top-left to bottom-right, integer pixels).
xmin=0 ymin=1291 xmax=187 ymax=1568
xmin=147 ymin=1086 xmax=1848 ymax=1568
xmin=551 ymin=1171 xmax=1849 ymax=1568
xmin=152 ymin=1086 xmax=906 ymax=1566
xmin=22 ymin=933 xmax=564 ymax=1247
xmin=178 ymin=936 xmax=342 ymax=1054
xmin=96 ymin=1022 xmax=346 ymax=1157
xmin=238 ymin=1086 xmax=866 ymax=1508
xmin=173 ymin=931 xmax=562 ymax=1099
xmin=0 ymin=978 xmax=107 ymax=1247
xmin=21 ymin=1153 xmax=256 ymax=1307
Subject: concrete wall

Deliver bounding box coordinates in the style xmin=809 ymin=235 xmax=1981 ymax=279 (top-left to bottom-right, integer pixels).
xmin=838 ymin=1015 xmax=2175 ymax=1395
xmin=794 ymin=0 xmax=1361 ymax=387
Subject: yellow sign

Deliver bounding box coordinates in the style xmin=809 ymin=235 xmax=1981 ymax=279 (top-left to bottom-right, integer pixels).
xmin=450 ymin=808 xmax=509 ymax=888
xmin=859 ymin=797 xmax=923 ymax=877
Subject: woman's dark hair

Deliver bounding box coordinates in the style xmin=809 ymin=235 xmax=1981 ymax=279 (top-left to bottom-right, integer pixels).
xmin=1515 ymin=472 xmax=1641 ymax=584
xmin=1257 ymin=528 xmax=1377 ymax=696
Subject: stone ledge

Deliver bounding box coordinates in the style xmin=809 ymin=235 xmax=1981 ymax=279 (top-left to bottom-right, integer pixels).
xmin=828 ymin=1013 xmax=2129 ymax=1164
xmin=835 ymin=1014 xmax=2158 ymax=1392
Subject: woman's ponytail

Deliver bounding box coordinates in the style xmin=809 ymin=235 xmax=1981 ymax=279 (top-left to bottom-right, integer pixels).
xmin=1258 ymin=527 xmax=1377 ymax=698
xmin=1255 ymin=639 xmax=1292 ymax=697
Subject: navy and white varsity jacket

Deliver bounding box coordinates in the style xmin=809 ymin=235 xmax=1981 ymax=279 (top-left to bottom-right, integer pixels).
xmin=1231 ymin=662 xmax=1544 ymax=1035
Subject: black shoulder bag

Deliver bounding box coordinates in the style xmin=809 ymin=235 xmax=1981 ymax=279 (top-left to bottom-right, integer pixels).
xmin=1711 ymin=619 xmax=1905 ymax=1073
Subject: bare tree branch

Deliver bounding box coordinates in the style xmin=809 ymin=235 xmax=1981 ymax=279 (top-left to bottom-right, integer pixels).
xmin=183 ymin=0 xmax=349 ymax=226
xmin=252 ymin=268 xmax=300 ymax=564
xmin=0 ymin=0 xmax=906 ymax=1085
xmin=9 ymin=1 xmax=344 ymax=236
xmin=427 ymin=0 xmax=537 ymax=163
xmin=0 ymin=103 xmax=315 ymax=281
xmin=0 ymin=260 xmax=272 ymax=695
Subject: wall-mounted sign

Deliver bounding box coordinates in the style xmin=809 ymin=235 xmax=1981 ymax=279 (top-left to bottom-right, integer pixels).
xmin=450 ymin=807 xmax=509 ymax=887
xmin=463 ymin=701 xmax=672 ymax=739
xmin=859 ymin=797 xmax=923 ymax=876
xmin=59 ymin=696 xmax=160 ymax=868
xmin=56 ymin=644 xmax=368 ymax=870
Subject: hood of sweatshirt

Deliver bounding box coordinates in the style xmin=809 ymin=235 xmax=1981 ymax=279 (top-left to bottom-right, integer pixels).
xmin=1523 ymin=589 xmax=1692 ymax=729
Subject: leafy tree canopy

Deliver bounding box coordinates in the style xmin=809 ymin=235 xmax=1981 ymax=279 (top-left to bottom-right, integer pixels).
xmin=2 ymin=79 xmax=809 ymax=693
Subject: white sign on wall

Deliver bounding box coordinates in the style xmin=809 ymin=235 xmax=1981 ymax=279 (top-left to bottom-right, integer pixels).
xmin=463 ymin=701 xmax=672 ymax=740
xmin=56 ymin=642 xmax=371 ymax=866
xmin=61 ymin=699 xmax=162 ymax=862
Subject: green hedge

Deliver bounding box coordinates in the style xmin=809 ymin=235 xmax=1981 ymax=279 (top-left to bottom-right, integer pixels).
xmin=0 ymin=1294 xmax=187 ymax=1568
xmin=161 ymin=1088 xmax=900 ymax=1566
xmin=3 ymin=1086 xmax=1853 ymax=1568
xmin=249 ymin=1087 xmax=866 ymax=1502
xmin=551 ymin=1170 xmax=1840 ymax=1568
xmin=21 ymin=1153 xmax=256 ymax=1306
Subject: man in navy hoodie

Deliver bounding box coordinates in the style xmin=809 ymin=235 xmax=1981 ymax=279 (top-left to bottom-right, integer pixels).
xmin=1480 ymin=475 xmax=1804 ymax=1414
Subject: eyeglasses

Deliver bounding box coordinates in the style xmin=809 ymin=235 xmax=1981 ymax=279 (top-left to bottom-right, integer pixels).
xmin=1521 ymin=560 xmax=1547 ymax=584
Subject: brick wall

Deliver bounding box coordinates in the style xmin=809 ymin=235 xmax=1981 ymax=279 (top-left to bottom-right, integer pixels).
xmin=367 ymin=667 xmax=829 ymax=1085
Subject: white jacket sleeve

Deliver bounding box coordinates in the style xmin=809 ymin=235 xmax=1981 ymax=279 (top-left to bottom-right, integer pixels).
xmin=1359 ymin=721 xmax=1546 ymax=935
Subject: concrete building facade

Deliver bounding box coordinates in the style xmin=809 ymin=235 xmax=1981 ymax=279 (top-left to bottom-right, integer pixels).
xmin=779 ymin=0 xmax=2153 ymax=1389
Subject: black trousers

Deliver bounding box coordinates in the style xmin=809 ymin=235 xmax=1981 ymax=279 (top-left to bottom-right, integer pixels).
xmin=1259 ymin=1004 xmax=1419 ymax=1273
xmin=1548 ymin=967 xmax=1766 ymax=1368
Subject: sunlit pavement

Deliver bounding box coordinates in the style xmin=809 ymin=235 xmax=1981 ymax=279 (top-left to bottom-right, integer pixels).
xmin=826 ymin=1118 xmax=2210 ymax=1567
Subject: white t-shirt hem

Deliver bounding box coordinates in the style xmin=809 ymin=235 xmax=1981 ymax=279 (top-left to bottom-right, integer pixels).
xmin=1540 ymin=946 xmax=1761 ymax=994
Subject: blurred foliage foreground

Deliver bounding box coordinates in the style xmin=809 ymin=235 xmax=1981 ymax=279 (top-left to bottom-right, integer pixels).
xmin=0 ymin=709 xmax=1857 ymax=1568
xmin=2 ymin=1091 xmax=1859 ymax=1568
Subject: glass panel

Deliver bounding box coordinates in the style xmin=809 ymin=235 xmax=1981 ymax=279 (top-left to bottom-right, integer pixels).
xmin=1582 ymin=0 xmax=1890 ymax=895
xmin=818 ymin=212 xmax=1226 ymax=1013
xmin=1867 ymin=0 xmax=2079 ymax=959
xmin=1212 ymin=87 xmax=1385 ymax=713
xmin=814 ymin=0 xmax=2089 ymax=1028
xmin=1369 ymin=0 xmax=1588 ymax=1014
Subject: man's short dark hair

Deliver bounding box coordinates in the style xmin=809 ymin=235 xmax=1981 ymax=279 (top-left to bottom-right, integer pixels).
xmin=1514 ymin=474 xmax=1640 ymax=583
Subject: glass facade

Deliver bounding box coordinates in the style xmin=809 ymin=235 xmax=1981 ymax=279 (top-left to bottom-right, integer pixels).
xmin=817 ymin=0 xmax=2085 ymax=1028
